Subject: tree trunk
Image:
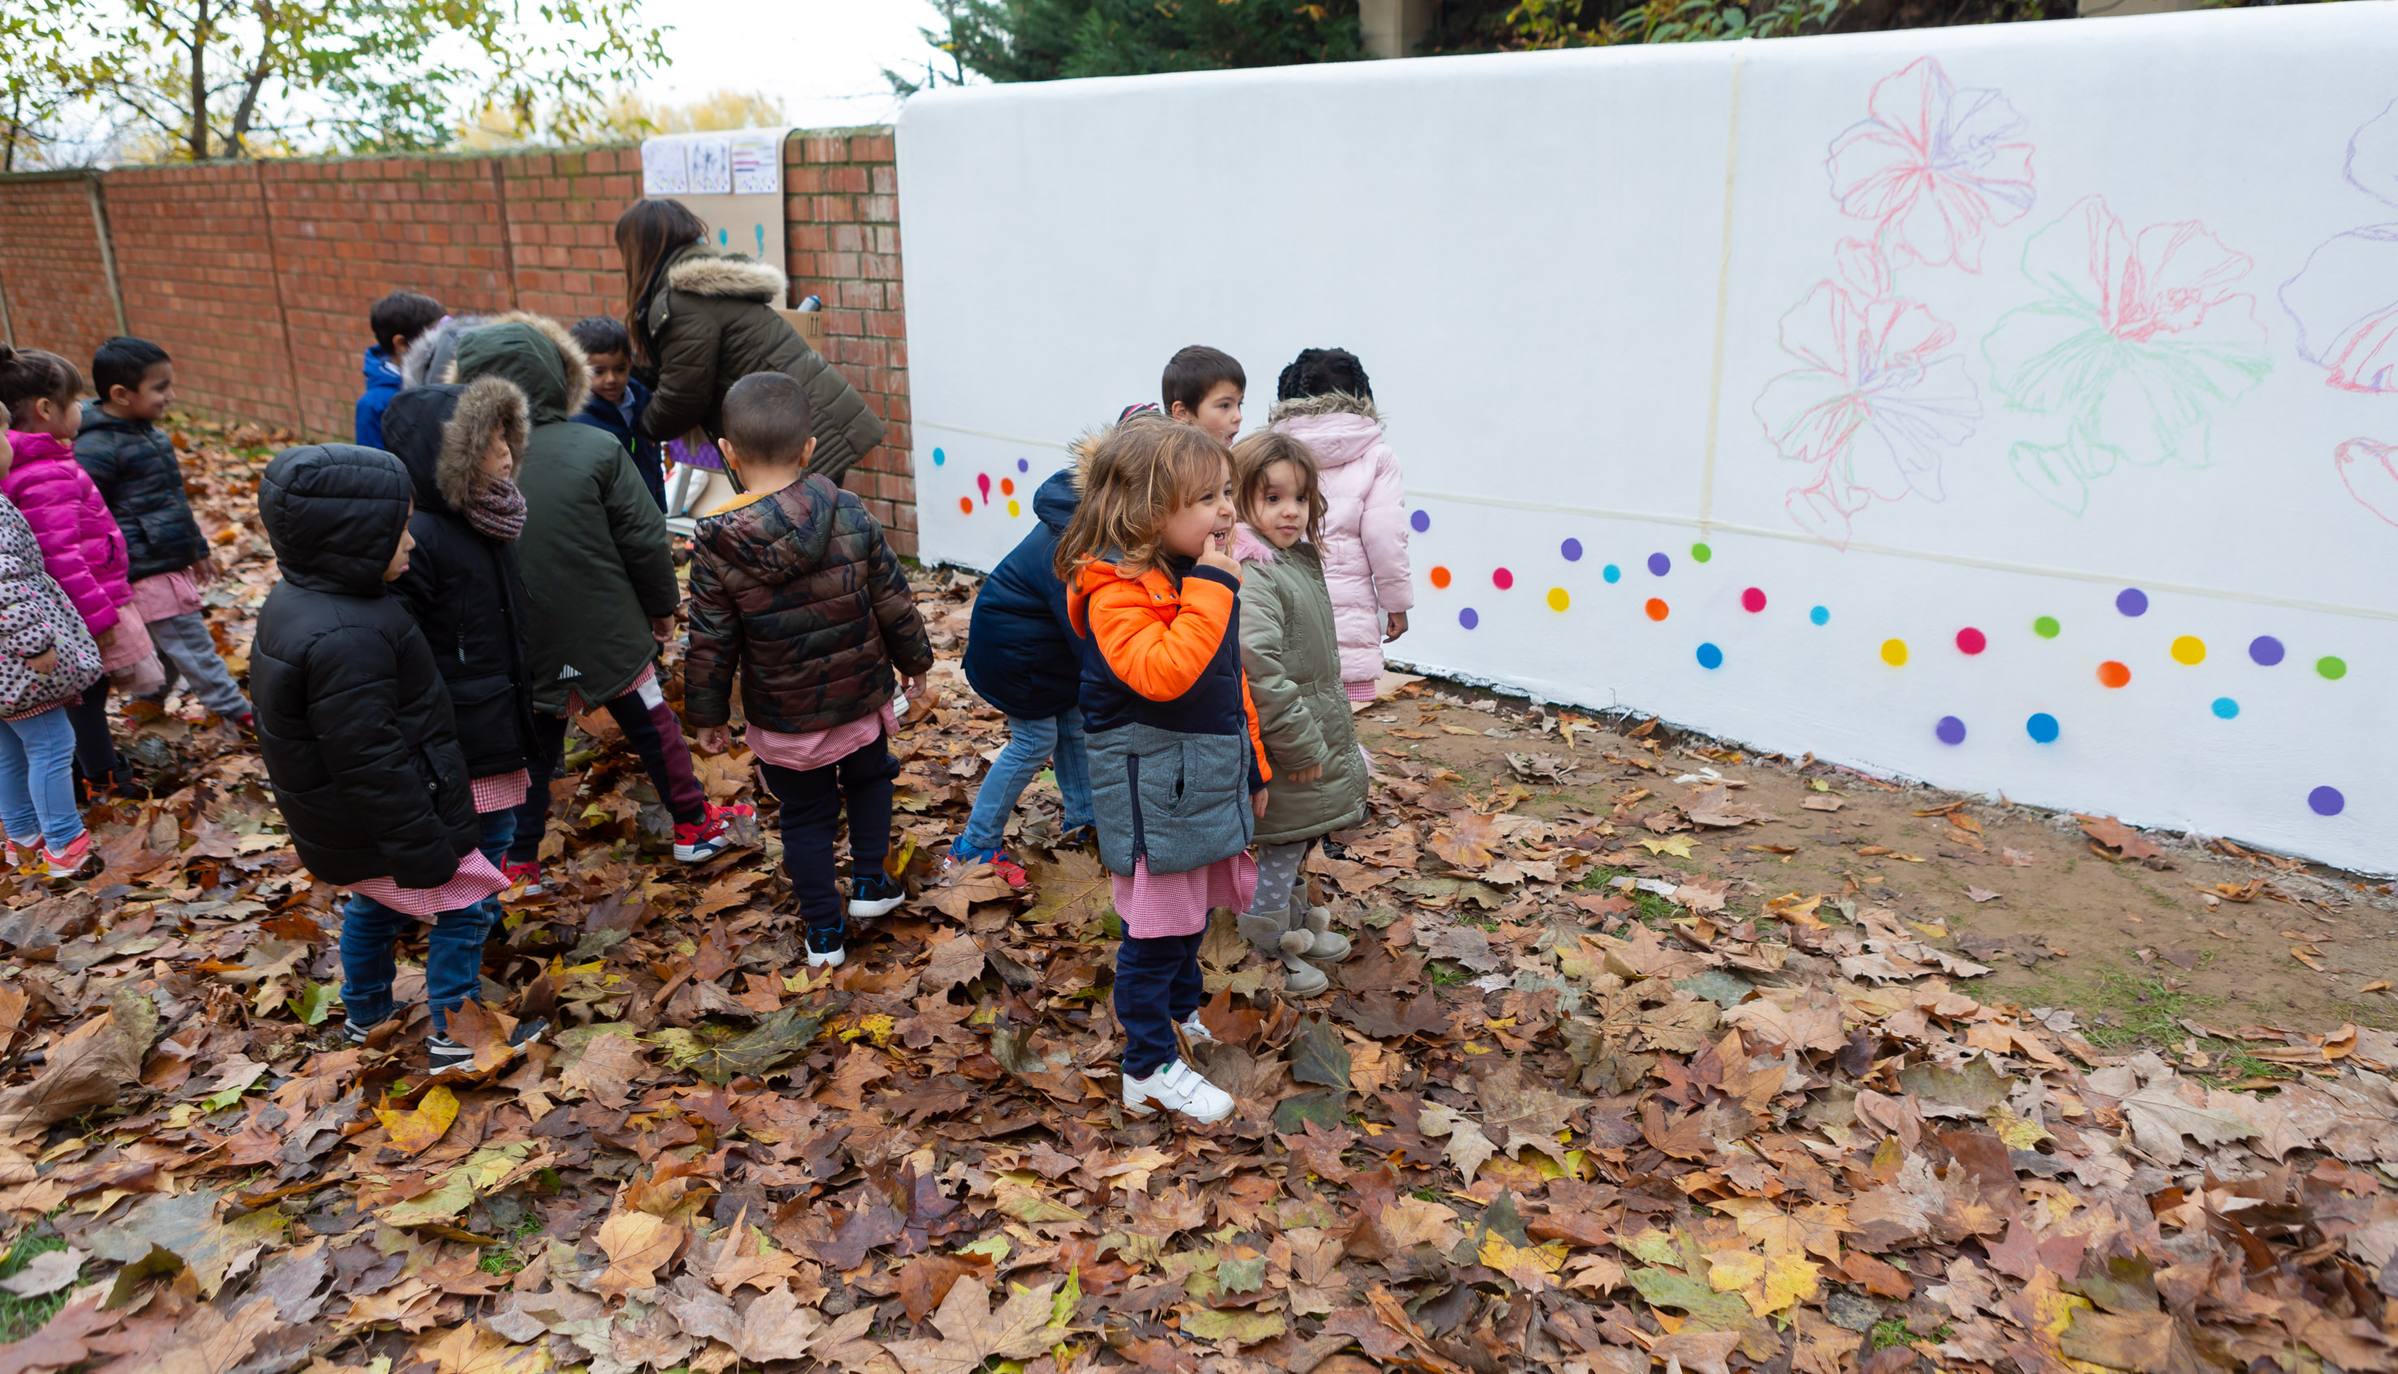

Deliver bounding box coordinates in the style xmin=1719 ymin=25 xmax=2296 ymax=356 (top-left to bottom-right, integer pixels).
xmin=187 ymin=0 xmax=211 ymax=161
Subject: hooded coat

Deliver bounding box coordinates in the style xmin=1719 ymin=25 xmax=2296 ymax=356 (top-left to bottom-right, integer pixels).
xmin=356 ymin=347 xmax=403 ymax=447
xmin=684 ymin=475 xmax=933 ymax=735
xmin=74 ymin=410 xmax=209 ymax=582
xmin=1231 ymin=525 xmax=1368 ymax=846
xmin=961 ymin=464 xmax=1081 ymax=720
xmin=637 ymin=243 xmax=886 ymax=481
xmin=251 ymin=445 xmax=479 ymax=888
xmin=0 ymin=496 xmax=104 ymax=719
xmin=1 ymin=430 xmax=132 ymax=637
xmin=382 ymin=378 xmax=541 ymax=781
xmin=1268 ymin=394 xmax=1413 ymax=686
xmin=450 ymin=314 xmax=679 ymax=714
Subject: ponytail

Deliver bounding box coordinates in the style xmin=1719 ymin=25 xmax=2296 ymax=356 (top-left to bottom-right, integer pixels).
xmin=0 ymin=345 xmax=82 ymax=426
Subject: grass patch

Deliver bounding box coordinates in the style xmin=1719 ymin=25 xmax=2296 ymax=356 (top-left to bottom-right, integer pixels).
xmin=1576 ymin=867 xmax=1680 ymax=927
xmin=1868 ymin=1318 xmax=1914 ymax=1351
xmin=477 ymin=1212 xmax=548 ymax=1276
xmin=0 ymin=1231 xmax=75 ymax=1342
xmin=2020 ymin=971 xmax=2293 ymax=1085
xmin=1427 ymin=961 xmax=1474 ymax=988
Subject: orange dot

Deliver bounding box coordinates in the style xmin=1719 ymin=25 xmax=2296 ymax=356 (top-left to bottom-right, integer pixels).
xmin=2097 ymin=660 xmax=2131 ymax=688
xmin=1429 ymin=565 xmax=1452 ymax=589
xmin=958 ymin=496 xmax=973 ymax=515
xmin=1000 ymin=477 xmax=1016 ymax=496
xmin=1645 ymin=598 xmax=1669 ymax=621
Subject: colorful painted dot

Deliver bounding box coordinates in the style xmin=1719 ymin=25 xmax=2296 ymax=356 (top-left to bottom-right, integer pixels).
xmin=2308 ymin=785 xmax=2345 ymax=817
xmin=1459 ymin=607 xmax=1479 ymax=630
xmin=1645 ymin=598 xmax=1670 ymax=622
xmin=2317 ymin=655 xmax=2347 ymax=680
xmin=1956 ymin=627 xmax=1987 ymax=655
xmin=2116 ymin=588 xmax=2148 ymax=617
xmin=2249 ymin=635 xmax=2285 ymax=666
xmin=1740 ymin=587 xmax=1767 ymax=613
xmin=1006 ymin=499 xmax=1021 ymax=518
xmin=2097 ymin=660 xmax=2131 ymax=688
xmin=1647 ymin=552 xmax=1671 ymax=577
xmin=2169 ymin=635 xmax=2205 ymax=665
xmin=1695 ymin=642 xmax=1723 ymax=669
xmin=1880 ymin=638 xmax=1908 ymax=667
xmin=1560 ymin=537 xmax=1583 ymax=562
xmin=2033 ymin=615 xmax=2061 ymax=639
xmin=1429 ymin=565 xmax=1452 ymax=590
xmin=931 ymin=447 xmax=947 ymax=466
xmin=1935 ymin=716 xmax=1967 ymax=745
xmin=976 ymin=473 xmax=991 ymax=502
xmin=956 ymin=496 xmax=973 ymax=514
xmin=1547 ymin=587 xmax=1570 ymax=612
xmin=1809 ymin=605 xmax=1830 ymax=626
xmin=1492 ymin=567 xmax=1515 ymax=590
xmin=2211 ymin=697 xmax=2239 ymax=720
xmin=1409 ymin=509 xmax=1431 ymax=533
xmin=1602 ymin=564 xmax=1622 ymax=584
xmin=1000 ymin=477 xmax=1015 ymax=496
xmin=1690 ymin=542 xmax=1713 ymax=563
xmin=1016 ymin=457 xmax=1030 ymax=473
xmin=2026 ymin=712 xmax=2060 ymax=744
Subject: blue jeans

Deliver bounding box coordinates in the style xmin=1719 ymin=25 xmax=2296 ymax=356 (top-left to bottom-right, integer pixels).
xmin=0 ymin=707 xmax=84 ymax=849
xmin=340 ymin=809 xmax=516 ymax=1034
xmin=1116 ymin=931 xmax=1204 ymax=1078
xmin=956 ymin=711 xmax=1093 ymax=855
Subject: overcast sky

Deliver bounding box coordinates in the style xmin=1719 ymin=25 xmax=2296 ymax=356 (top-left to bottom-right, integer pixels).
xmin=639 ymin=0 xmax=955 ymax=128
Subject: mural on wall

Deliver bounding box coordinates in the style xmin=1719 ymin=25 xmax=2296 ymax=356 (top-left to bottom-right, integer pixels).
xmin=897 ymin=6 xmax=2397 ymax=873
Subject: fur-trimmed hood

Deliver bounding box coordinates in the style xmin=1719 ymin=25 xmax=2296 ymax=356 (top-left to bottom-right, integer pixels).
xmin=1269 ymin=392 xmax=1385 ymax=471
xmin=664 ymin=244 xmax=788 ymax=303
xmin=399 ymin=314 xmax=493 ymax=391
xmin=1230 ymin=522 xmax=1281 ymax=565
xmin=1266 ymin=391 xmax=1380 ymax=426
xmin=447 ymin=312 xmax=591 ymax=423
xmin=379 ymin=376 xmax=525 ymax=515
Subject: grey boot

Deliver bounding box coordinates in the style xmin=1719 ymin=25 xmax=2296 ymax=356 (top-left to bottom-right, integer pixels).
xmin=1292 ymin=905 xmax=1353 ymax=962
xmin=1238 ymin=912 xmax=1329 ymax=995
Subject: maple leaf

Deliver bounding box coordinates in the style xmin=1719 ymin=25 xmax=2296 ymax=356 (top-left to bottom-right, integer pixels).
xmin=558 ymin=1030 xmax=649 ymax=1109
xmin=0 ymin=987 xmax=159 ymax=1140
xmin=2120 ymin=1080 xmax=2260 ymax=1164
xmin=1427 ymin=812 xmax=1499 ymax=869
xmin=1021 ymin=849 xmax=1115 ymax=929
xmin=82 ymin=1187 xmax=264 ymax=1300
xmin=0 ymin=1294 xmax=124 ymax=1374
xmin=375 ymin=1084 xmax=460 ymax=1156
xmin=883 ymin=1276 xmax=1064 ymax=1374
xmin=1472 ymin=1062 xmax=1589 ymax=1166
xmin=918 ymin=930 xmax=987 ymax=995
xmin=593 ymin=1212 xmax=683 ymax=1301
xmin=411 ymin=1322 xmax=553 ymax=1374
xmin=1417 ymin=1103 xmax=1496 ymax=1182
xmin=927 ymin=862 xmax=1022 ymax=920
xmin=2077 ymin=813 xmax=2164 ymax=862
xmin=1288 ymin=1016 xmax=1353 ymax=1090
xmin=654 ymin=1006 xmax=825 ymax=1086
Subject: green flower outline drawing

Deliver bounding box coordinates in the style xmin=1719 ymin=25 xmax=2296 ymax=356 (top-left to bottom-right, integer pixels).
xmin=1981 ymin=194 xmax=2272 ymax=515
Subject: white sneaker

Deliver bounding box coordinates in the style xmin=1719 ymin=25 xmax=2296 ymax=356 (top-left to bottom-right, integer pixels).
xmin=1177 ymin=1011 xmax=1216 ymax=1045
xmin=1122 ymin=1058 xmax=1233 ymax=1124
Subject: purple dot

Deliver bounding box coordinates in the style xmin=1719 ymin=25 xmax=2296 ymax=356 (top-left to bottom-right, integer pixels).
xmin=1560 ymin=538 xmax=1583 ymax=562
xmin=2249 ymin=635 xmax=2285 ymax=666
xmin=2308 ymin=786 xmax=2345 ymax=817
xmin=1647 ymin=552 xmax=1671 ymax=577
xmin=1935 ymin=716 xmax=1967 ymax=745
xmin=2116 ymin=588 xmax=2148 ymax=617
xmin=1458 ymin=607 xmax=1478 ymax=630
xmin=1016 ymin=457 xmax=1029 ymax=473
xmin=1409 ymin=509 xmax=1430 ymax=533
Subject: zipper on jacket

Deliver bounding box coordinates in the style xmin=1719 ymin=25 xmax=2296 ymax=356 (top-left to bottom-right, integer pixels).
xmin=1127 ymin=754 xmax=1145 ymax=859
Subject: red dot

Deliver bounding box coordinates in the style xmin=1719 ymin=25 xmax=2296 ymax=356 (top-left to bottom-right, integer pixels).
xmin=1492 ymin=568 xmax=1514 ymax=590
xmin=1740 ymin=587 xmax=1767 ymax=613
xmin=1956 ymin=627 xmax=1987 ymax=655
xmin=1645 ymin=598 xmax=1669 ymax=622
xmin=1000 ymin=477 xmax=1016 ymax=496
xmin=2097 ymin=660 xmax=2131 ymax=688
xmin=1429 ymin=565 xmax=1452 ymax=589
xmin=957 ymin=497 xmax=973 ymax=515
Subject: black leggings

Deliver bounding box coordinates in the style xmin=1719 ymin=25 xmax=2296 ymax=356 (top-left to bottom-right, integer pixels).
xmin=66 ymin=678 xmax=124 ymax=793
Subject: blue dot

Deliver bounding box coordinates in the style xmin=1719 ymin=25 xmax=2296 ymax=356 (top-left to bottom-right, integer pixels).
xmin=1695 ymin=642 xmax=1723 ymax=670
xmin=1808 ymin=605 xmax=1830 ymax=626
xmin=931 ymin=447 xmax=946 ymax=466
xmin=1016 ymin=457 xmax=1029 ymax=473
xmin=1647 ymin=552 xmax=1671 ymax=577
xmin=2211 ymin=697 xmax=2239 ymax=720
xmin=1935 ymin=716 xmax=1967 ymax=745
xmin=1559 ymin=538 xmax=1583 ymax=562
xmin=1458 ymin=607 xmax=1478 ymax=630
xmin=1410 ymin=509 xmax=1431 ymax=533
xmin=2116 ymin=587 xmax=2148 ymax=617
xmin=2026 ymin=713 xmax=2060 ymax=744
xmin=1602 ymin=564 xmax=1622 ymax=584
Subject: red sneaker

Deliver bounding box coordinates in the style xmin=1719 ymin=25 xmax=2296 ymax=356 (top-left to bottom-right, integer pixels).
xmin=943 ymin=846 xmax=1030 ymax=889
xmin=501 ymin=859 xmax=545 ymax=895
xmin=673 ymin=801 xmax=753 ymax=863
xmin=44 ymin=832 xmax=101 ymax=880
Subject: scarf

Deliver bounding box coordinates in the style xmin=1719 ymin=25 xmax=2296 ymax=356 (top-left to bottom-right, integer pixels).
xmin=464 ymin=476 xmax=526 ymax=542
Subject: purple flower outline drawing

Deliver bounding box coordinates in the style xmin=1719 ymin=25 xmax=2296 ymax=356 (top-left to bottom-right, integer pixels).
xmin=2281 ymin=98 xmax=2398 ymax=531
xmin=1825 ymin=56 xmax=2037 ymax=274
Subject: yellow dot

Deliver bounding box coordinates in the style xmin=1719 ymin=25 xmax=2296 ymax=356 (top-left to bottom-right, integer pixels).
xmin=1880 ymin=638 xmax=1909 ymax=667
xmin=2169 ymin=634 xmax=2205 ymax=665
xmin=1006 ymin=498 xmax=1022 ymax=518
xmin=1546 ymin=587 xmax=1570 ymax=612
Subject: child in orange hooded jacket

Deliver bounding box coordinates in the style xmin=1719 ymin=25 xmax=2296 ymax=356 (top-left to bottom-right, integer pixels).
xmin=1059 ymin=414 xmax=1270 ymax=1126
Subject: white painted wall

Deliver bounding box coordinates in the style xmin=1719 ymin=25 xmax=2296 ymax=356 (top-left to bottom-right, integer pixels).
xmin=896 ymin=7 xmax=2398 ymax=874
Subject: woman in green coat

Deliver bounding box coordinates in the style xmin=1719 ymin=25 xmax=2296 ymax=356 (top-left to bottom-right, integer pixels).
xmin=1229 ymin=432 xmax=1369 ymax=997
xmin=613 ymin=199 xmax=887 ymax=484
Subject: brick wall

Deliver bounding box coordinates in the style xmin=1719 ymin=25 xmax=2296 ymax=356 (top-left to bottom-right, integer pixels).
xmin=0 ymin=132 xmax=916 ymax=551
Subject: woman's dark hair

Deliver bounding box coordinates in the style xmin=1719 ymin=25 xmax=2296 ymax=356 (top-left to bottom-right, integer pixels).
xmin=92 ymin=335 xmax=170 ymax=400
xmin=570 ymin=315 xmax=633 ymax=360
xmin=1275 ymin=347 xmax=1372 ymax=403
xmin=0 ymin=345 xmax=82 ymax=425
xmin=615 ymin=199 xmax=708 ymax=364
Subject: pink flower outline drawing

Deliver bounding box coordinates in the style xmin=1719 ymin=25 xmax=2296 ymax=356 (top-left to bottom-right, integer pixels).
xmin=1756 ymin=238 xmax=1981 ymax=545
xmin=1826 ymin=56 xmax=2036 ymax=274
xmin=1982 ymin=194 xmax=2270 ymax=515
xmin=2335 ymin=437 xmax=2398 ymax=528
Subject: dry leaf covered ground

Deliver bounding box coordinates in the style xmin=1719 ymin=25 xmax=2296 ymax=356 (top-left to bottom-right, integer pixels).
xmin=1 ymin=423 xmax=2394 ymax=1374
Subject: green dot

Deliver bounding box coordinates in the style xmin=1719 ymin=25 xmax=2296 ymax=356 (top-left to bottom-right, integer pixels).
xmin=1689 ymin=542 xmax=1712 ymax=563
xmin=2316 ymin=655 xmax=2347 ymax=680
xmin=2033 ymin=615 xmax=2060 ymax=639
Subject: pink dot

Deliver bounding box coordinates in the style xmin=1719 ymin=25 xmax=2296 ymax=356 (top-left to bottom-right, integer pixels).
xmin=1956 ymin=627 xmax=1987 ymax=655
xmin=1492 ymin=567 xmax=1514 ymax=590
xmin=1740 ymin=587 xmax=1766 ymax=613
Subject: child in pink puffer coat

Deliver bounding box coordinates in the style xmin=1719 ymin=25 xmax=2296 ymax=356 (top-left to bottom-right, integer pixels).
xmin=1268 ymin=348 xmax=1411 ymax=704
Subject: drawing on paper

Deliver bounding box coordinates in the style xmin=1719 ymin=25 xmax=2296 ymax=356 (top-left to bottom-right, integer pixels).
xmin=689 ymin=138 xmax=733 ymax=194
xmin=2280 ymin=100 xmax=2398 ymax=394
xmin=730 ymin=133 xmax=781 ymax=196
xmin=1824 ymin=56 xmax=2036 ymax=273
xmin=641 ymin=140 xmax=689 ymax=196
xmin=1982 ymin=195 xmax=2270 ymax=515
xmin=2336 ymin=437 xmax=2398 ymax=527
